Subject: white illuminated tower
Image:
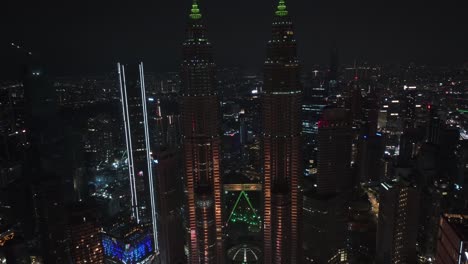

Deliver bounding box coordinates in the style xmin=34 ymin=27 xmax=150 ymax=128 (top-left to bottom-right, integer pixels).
xmin=117 ymin=62 xmax=159 ymax=254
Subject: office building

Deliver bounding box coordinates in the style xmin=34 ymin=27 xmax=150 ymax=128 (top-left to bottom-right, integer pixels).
xmin=316 ymin=108 xmax=352 ymax=195
xmin=69 ymin=202 xmax=104 ymax=263
xmin=102 ymin=224 xmax=155 ymax=264
xmin=376 ymin=178 xmax=419 ymax=264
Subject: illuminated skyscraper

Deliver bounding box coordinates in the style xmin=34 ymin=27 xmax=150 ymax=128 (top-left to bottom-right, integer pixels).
xmin=262 ymin=0 xmax=303 ymax=263
xmin=180 ymin=1 xmax=224 ymax=263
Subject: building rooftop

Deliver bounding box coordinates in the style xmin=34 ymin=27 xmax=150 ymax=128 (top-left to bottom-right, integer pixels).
xmin=444 ymin=214 xmax=468 ymax=241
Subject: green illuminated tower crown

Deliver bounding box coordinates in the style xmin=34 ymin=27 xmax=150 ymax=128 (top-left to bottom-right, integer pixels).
xmin=189 ymin=0 xmax=202 ymax=20
xmin=275 ymin=0 xmax=288 ymax=17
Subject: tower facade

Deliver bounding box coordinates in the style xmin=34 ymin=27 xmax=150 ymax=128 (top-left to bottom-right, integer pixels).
xmin=180 ymin=1 xmax=224 ymax=263
xmin=262 ymin=1 xmax=303 ymax=263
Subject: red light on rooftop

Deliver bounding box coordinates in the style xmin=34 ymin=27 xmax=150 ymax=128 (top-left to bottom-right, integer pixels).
xmin=318 ymin=120 xmax=329 ymax=128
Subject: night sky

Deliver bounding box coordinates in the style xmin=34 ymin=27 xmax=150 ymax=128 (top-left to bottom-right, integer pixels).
xmin=2 ymin=0 xmax=467 ymax=77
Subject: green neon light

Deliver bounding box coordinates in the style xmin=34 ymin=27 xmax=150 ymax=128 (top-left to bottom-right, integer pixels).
xmin=275 ymin=0 xmax=288 ymax=17
xmin=458 ymin=109 xmax=468 ymax=114
xmin=227 ymin=191 xmax=261 ymax=229
xmin=227 ymin=190 xmax=245 ymax=223
xmin=243 ymin=192 xmax=257 ymax=214
xmin=189 ymin=0 xmax=202 ymax=20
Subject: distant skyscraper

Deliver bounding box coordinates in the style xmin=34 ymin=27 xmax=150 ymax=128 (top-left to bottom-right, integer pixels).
xmin=398 ymin=128 xmax=424 ymax=167
xmin=316 ymin=108 xmax=352 ymax=195
xmin=435 ymin=214 xmax=468 ymax=264
xmin=239 ymin=114 xmax=248 ymax=146
xmin=84 ymin=114 xmax=115 ymax=166
xmin=361 ymin=90 xmax=379 ymax=136
xmin=376 ymin=178 xmax=419 ymax=264
xmin=180 ymin=1 xmax=224 ymax=263
xmin=302 ymin=69 xmax=326 ymax=137
xmin=329 ymin=46 xmax=339 ymax=78
xmin=262 ymin=0 xmax=303 ymax=262
xmin=357 ymin=134 xmax=384 ymax=183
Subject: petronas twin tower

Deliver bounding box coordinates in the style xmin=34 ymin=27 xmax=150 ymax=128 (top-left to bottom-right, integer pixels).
xmin=180 ymin=0 xmax=303 ymax=263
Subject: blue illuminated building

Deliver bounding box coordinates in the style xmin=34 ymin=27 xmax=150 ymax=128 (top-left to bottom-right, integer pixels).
xmin=102 ymin=224 xmax=155 ymax=264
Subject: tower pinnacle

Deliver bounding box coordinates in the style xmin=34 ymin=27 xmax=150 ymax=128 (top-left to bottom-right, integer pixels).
xmin=189 ymin=0 xmax=202 ymax=20
xmin=275 ymin=0 xmax=288 ymax=17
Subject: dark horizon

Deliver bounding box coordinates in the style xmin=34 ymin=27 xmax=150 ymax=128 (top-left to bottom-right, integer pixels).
xmin=2 ymin=0 xmax=467 ymax=78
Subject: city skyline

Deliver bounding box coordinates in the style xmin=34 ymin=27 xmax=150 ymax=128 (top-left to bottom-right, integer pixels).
xmin=3 ymin=0 xmax=468 ymax=77
xmin=1 ymin=0 xmax=468 ymax=263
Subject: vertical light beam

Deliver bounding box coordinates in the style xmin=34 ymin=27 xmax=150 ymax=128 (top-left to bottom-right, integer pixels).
xmin=139 ymin=62 xmax=159 ymax=253
xmin=121 ymin=64 xmax=140 ymax=223
xmin=118 ymin=63 xmax=137 ymax=221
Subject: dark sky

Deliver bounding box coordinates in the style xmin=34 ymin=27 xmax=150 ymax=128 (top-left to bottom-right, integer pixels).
xmin=2 ymin=0 xmax=467 ymax=77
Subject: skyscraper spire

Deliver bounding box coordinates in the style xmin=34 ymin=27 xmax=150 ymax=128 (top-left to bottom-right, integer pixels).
xmin=189 ymin=0 xmax=202 ymax=20
xmin=275 ymin=0 xmax=288 ymax=17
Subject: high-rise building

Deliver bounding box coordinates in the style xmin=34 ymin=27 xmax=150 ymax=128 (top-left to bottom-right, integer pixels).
xmin=262 ymin=0 xmax=303 ymax=262
xmin=376 ymin=178 xmax=419 ymax=264
xmin=435 ymin=214 xmax=468 ymax=264
xmin=180 ymin=1 xmax=224 ymax=263
xmin=84 ymin=113 xmax=116 ymax=166
xmin=69 ymin=202 xmax=104 ymax=264
xmin=357 ymin=134 xmax=384 ymax=183
xmin=316 ymin=108 xmax=352 ymax=195
xmin=154 ymin=148 xmax=186 ymax=264
xmin=361 ymin=90 xmax=379 ymax=136
xmin=418 ymin=179 xmax=453 ymax=260
xmin=302 ymin=69 xmax=326 ymax=137
xmin=328 ymin=47 xmax=339 ymax=86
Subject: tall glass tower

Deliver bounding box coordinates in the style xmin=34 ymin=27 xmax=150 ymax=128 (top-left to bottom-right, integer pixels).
xmin=262 ymin=0 xmax=303 ymax=263
xmin=180 ymin=1 xmax=224 ymax=263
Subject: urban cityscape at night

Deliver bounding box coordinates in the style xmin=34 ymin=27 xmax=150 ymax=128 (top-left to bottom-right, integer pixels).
xmin=1 ymin=0 xmax=467 ymax=263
